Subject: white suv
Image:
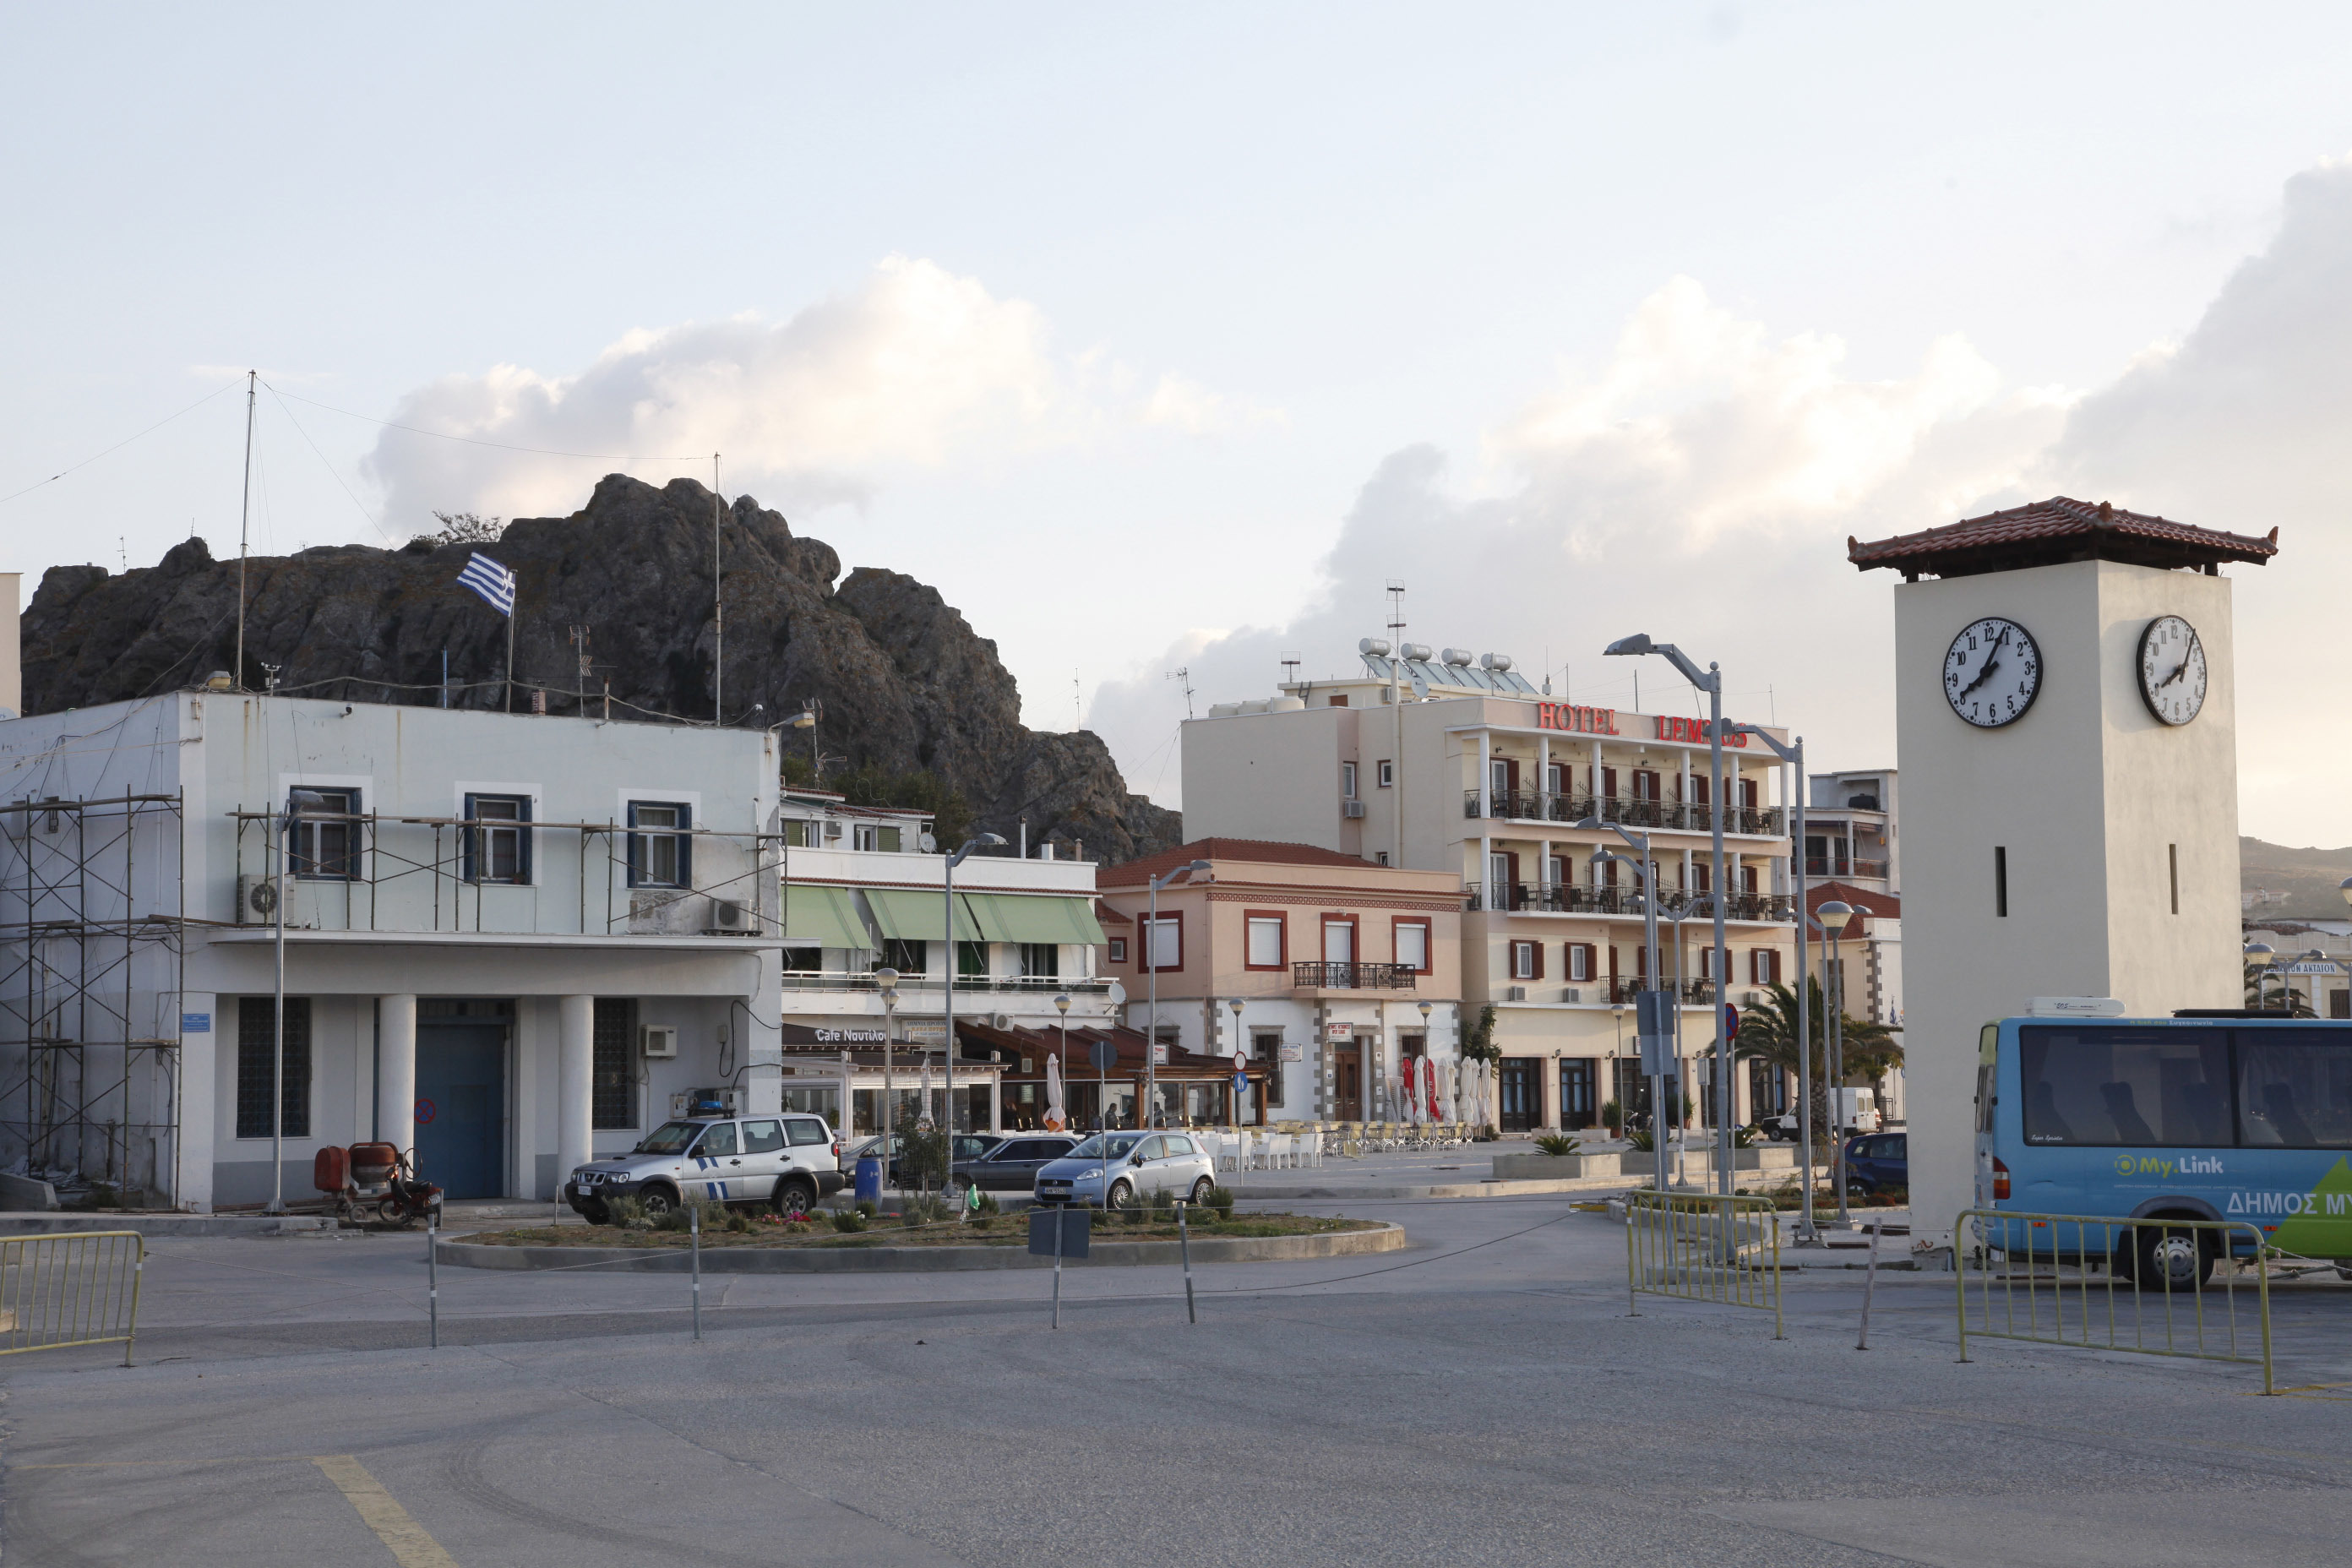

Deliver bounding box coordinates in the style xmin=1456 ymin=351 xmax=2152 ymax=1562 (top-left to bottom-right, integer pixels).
xmin=565 ymin=1114 xmax=846 ymax=1222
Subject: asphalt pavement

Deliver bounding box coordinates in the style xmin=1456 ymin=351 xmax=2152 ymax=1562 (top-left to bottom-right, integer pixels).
xmin=3 ymin=1193 xmax=2349 ymax=1567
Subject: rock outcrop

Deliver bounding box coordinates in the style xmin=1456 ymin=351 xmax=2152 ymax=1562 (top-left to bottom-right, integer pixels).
xmin=22 ymin=475 xmax=1181 ymax=861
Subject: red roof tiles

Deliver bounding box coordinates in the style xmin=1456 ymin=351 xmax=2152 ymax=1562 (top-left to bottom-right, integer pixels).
xmin=1848 ymin=497 xmax=2276 ymax=580
xmin=1098 ymin=838 xmax=1377 ymax=887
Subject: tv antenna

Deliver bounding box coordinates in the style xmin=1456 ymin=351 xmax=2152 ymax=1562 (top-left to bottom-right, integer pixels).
xmin=1386 ymin=579 xmax=1407 ymax=642
xmin=569 ymin=625 xmax=593 ymax=709
xmin=1166 ymin=666 xmax=1195 ymax=719
xmin=1280 ymin=651 xmax=1302 ymax=689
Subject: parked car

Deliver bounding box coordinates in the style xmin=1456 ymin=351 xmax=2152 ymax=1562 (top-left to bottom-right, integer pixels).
xmin=565 ymin=1114 xmax=845 ymax=1222
xmin=1760 ymin=1089 xmax=1884 ymax=1141
xmin=1033 ymin=1131 xmax=1217 ymax=1209
xmin=953 ymin=1135 xmax=1081 ymax=1193
xmin=841 ymin=1131 xmax=1003 ymax=1187
xmin=1843 ymin=1131 xmax=1908 ymax=1195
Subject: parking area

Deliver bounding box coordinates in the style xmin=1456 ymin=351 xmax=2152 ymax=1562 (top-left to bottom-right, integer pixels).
xmin=4 ymin=1197 xmax=2349 ymax=1567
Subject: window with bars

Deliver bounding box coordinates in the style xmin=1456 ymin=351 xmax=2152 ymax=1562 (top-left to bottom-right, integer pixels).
xmin=592 ymin=998 xmax=638 ymax=1130
xmin=237 ymin=996 xmax=311 ymax=1139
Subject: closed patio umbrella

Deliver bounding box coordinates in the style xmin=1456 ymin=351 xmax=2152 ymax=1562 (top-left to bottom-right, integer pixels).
xmin=1044 ymin=1052 xmax=1066 ymax=1132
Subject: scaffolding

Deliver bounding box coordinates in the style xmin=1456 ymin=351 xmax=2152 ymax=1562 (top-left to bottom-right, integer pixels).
xmin=0 ymin=792 xmax=187 ymax=1204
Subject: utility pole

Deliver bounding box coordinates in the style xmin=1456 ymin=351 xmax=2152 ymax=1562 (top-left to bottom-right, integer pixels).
xmin=712 ymin=455 xmax=724 ymax=726
xmin=235 ymin=371 xmax=255 ymax=689
xmin=570 ymin=626 xmax=592 ymax=716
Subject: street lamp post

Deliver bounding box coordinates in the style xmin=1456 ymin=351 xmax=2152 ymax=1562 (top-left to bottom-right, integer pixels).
xmin=942 ymin=832 xmax=1007 ymax=1189
xmin=1144 ymin=859 xmax=1212 ymax=1130
xmin=267 ymin=787 xmax=329 ymax=1214
xmin=874 ymin=966 xmax=899 ymax=1185
xmin=1606 ymin=634 xmax=1734 ymax=1195
xmin=1817 ymin=899 xmax=1854 ymax=1222
xmin=1054 ymin=991 xmax=1072 ymax=1133
xmin=2243 ymin=941 xmax=2276 ymax=1011
xmin=1725 ymin=723 xmax=1814 ymax=1242
xmin=1228 ymin=997 xmax=1246 ymax=1129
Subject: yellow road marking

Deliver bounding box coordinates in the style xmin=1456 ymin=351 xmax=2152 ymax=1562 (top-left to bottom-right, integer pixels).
xmin=313 ymin=1455 xmax=460 ymax=1568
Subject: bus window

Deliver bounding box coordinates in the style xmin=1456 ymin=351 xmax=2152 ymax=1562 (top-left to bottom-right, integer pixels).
xmin=2234 ymin=1032 xmax=2352 ymax=1148
xmin=2017 ymin=1026 xmax=2231 ymax=1146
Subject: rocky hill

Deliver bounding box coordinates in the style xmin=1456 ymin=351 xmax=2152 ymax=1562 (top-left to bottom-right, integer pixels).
xmin=23 ymin=474 xmax=1181 ymax=862
xmin=2240 ymin=836 xmax=2352 ymax=923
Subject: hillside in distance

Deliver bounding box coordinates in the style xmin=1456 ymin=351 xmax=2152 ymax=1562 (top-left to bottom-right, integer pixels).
xmin=2240 ymin=836 xmax=2352 ymax=921
xmin=23 ymin=474 xmax=1181 ymax=863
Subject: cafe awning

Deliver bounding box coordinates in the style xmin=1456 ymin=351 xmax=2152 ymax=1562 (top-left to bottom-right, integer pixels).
xmin=783 ymin=884 xmax=873 ymax=950
xmin=960 ymin=892 xmax=1110 ymax=946
xmin=863 ymin=886 xmax=983 ymax=943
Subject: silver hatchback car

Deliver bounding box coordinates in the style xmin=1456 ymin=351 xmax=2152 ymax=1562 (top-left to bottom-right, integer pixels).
xmin=1033 ymin=1131 xmax=1217 ymax=1209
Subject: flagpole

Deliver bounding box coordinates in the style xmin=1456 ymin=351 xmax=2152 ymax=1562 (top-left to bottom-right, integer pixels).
xmin=505 ymin=611 xmax=514 ymax=713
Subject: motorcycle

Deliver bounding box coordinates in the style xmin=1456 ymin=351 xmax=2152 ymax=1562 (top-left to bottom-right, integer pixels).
xmin=313 ymin=1141 xmax=444 ymax=1228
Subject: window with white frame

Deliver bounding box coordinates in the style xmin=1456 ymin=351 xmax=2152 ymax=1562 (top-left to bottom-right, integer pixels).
xmin=1393 ymin=920 xmax=1429 ymax=972
xmin=1145 ymin=914 xmax=1182 ymax=971
xmin=1751 ymin=948 xmax=1780 ymax=984
xmin=1342 ymin=762 xmax=1358 ymax=799
xmin=1376 ymin=760 xmax=1394 ymax=788
xmin=463 ymin=793 xmax=531 ymax=884
xmin=1245 ymin=915 xmax=1285 ymax=969
xmin=1322 ymin=919 xmax=1355 ymax=965
xmin=1108 ymin=936 xmax=1128 ymax=964
xmin=627 ymin=801 xmax=691 ymax=888
xmin=1510 ymin=940 xmax=1540 ymax=981
xmin=288 ymin=788 xmax=359 ymax=879
xmin=1568 ymin=943 xmax=1594 ymax=982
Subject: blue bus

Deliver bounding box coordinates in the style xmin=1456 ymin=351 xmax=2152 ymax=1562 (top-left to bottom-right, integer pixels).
xmin=1974 ymin=1012 xmax=2352 ymax=1286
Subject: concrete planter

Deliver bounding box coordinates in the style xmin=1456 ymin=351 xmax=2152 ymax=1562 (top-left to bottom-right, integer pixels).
xmin=1491 ymin=1152 xmax=1620 ymax=1181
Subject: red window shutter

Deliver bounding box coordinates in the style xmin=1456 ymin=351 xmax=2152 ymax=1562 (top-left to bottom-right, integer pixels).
xmin=1505 ymin=851 xmax=1522 ymax=890
xmin=1690 ymin=774 xmax=1710 ymax=806
xmin=1601 ymin=767 xmax=1617 ymax=798
xmin=1609 ymin=945 xmax=1620 ymax=982
xmin=1505 ymin=759 xmax=1520 ymax=793
xmin=1741 ymin=778 xmax=1758 ymax=809
xmin=1743 ymin=866 xmax=1758 ymax=894
xmin=1534 ymin=941 xmax=1546 ymax=980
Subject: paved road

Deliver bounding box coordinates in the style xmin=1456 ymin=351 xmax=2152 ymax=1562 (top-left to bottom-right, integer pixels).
xmin=4 ymin=1196 xmax=2348 ymax=1567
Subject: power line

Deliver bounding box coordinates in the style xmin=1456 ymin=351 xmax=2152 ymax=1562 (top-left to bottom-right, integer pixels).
xmin=0 ymin=378 xmax=246 ymax=508
xmin=266 ymin=384 xmax=707 ymax=463
xmin=261 ymin=383 xmax=398 ymax=543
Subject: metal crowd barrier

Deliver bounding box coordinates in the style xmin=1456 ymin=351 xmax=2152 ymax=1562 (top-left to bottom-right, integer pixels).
xmin=0 ymin=1230 xmax=146 ymax=1366
xmin=1954 ymin=1209 xmax=2272 ymax=1394
xmin=1625 ymin=1190 xmax=1783 ymax=1338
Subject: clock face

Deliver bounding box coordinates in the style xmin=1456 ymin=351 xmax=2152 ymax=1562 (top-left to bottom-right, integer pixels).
xmin=1943 ymin=618 xmax=2041 ymax=728
xmin=2137 ymin=615 xmax=2207 ymax=726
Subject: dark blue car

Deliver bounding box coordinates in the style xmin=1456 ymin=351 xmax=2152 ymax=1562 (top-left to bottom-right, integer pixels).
xmin=1843 ymin=1131 xmax=1907 ymax=1195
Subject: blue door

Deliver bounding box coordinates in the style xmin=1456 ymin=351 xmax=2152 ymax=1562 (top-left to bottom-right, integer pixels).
xmin=415 ymin=1023 xmax=506 ymax=1199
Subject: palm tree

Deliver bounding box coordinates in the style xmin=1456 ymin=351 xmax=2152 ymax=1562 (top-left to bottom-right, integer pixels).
xmin=2245 ymin=964 xmax=2316 ymax=1016
xmin=1729 ymin=979 xmax=1899 ymax=1145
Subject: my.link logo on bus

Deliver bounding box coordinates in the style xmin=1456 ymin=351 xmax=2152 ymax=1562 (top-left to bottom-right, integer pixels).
xmin=2114 ymin=1153 xmax=2224 ymax=1178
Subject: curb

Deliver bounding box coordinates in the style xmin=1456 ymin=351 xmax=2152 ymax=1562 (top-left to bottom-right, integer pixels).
xmin=1244 ymin=1176 xmax=1642 ymax=1200
xmin=437 ymin=1220 xmax=1407 ymax=1272
xmin=0 ymin=1211 xmax=334 ymax=1237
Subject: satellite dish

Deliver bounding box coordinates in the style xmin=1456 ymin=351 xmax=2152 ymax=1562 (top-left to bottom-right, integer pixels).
xmin=1106 ymin=980 xmax=1126 ymax=1007
xmin=919 ymin=831 xmax=938 ymax=853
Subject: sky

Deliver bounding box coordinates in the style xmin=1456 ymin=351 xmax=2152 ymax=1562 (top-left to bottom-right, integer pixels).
xmin=6 ymin=5 xmax=2352 ymax=841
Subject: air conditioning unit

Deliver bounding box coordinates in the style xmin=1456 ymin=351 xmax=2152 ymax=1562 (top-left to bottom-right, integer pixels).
xmin=1342 ymin=801 xmax=1367 ymax=819
xmin=990 ymin=1013 xmax=1011 ymax=1029
xmin=705 ymin=896 xmax=745 ymax=934
xmin=641 ymin=1025 xmax=679 ymax=1059
xmin=236 ymin=874 xmax=277 ymax=925
xmin=1505 ymin=985 xmax=1527 ymax=1002
xmin=1561 ymin=987 xmax=1581 ymax=1004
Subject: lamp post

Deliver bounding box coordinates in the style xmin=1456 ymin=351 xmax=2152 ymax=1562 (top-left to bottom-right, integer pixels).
xmin=2243 ymin=941 xmax=2275 ymax=1011
xmin=1816 ymin=899 xmax=1854 ymax=1222
xmin=266 ymin=787 xmax=330 ymax=1214
xmin=1582 ymin=817 xmax=1666 ymax=1195
xmin=1606 ymin=634 xmax=1734 ymax=1200
xmin=1228 ymin=997 xmax=1246 ymax=1128
xmin=1144 ymin=859 xmax=1213 ymax=1130
xmin=1054 ymin=991 xmax=1071 ymax=1132
xmin=874 ymin=966 xmax=899 ymax=1183
xmin=942 ymin=832 xmax=1008 ymax=1176
xmin=1726 ymin=723 xmax=1812 ymax=1242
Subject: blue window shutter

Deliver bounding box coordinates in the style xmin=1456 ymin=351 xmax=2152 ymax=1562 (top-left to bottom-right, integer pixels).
xmin=462 ymin=793 xmax=480 ymax=882
xmin=518 ymin=796 xmax=534 ymax=884
xmin=678 ymin=803 xmax=693 ymax=889
xmin=625 ymin=801 xmax=644 ymax=887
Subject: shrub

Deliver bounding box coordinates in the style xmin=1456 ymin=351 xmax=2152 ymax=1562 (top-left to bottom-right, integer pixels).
xmin=1625 ymin=1128 xmax=1656 ymax=1152
xmin=855 ymin=1200 xmax=878 ymax=1220
xmin=605 ymin=1196 xmax=651 ymax=1230
xmin=830 ymin=1209 xmax=869 ymax=1233
xmin=1600 ymin=1099 xmax=1623 ymax=1133
xmin=1533 ymin=1134 xmax=1578 ymax=1157
xmin=973 ymin=1191 xmax=1000 ymax=1214
xmin=1206 ymin=1186 xmax=1236 ymax=1215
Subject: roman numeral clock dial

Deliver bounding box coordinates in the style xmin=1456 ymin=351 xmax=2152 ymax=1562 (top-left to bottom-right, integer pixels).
xmin=1943 ymin=617 xmax=2041 ymax=728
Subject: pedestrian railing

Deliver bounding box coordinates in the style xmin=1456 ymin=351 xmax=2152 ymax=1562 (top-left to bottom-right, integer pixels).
xmin=0 ymin=1230 xmax=145 ymax=1365
xmin=1953 ymin=1209 xmax=2273 ymax=1394
xmin=1625 ymin=1190 xmax=1783 ymax=1338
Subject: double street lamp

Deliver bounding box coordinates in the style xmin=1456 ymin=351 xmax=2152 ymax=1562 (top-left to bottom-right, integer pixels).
xmin=1721 ymin=721 xmax=1816 ymax=1242
xmin=1580 ymin=816 xmax=1668 ymax=1195
xmin=1143 ymin=859 xmax=1212 ymax=1129
xmin=940 ymin=832 xmax=1007 ymax=1183
xmin=1816 ymin=898 xmax=1855 ymax=1222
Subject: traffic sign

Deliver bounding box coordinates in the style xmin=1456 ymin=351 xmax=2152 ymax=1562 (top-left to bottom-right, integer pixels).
xmin=1088 ymin=1039 xmax=1117 ymax=1072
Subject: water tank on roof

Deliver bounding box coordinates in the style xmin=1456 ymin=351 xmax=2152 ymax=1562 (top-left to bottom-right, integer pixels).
xmin=1239 ymin=699 xmax=1270 ymax=715
xmin=1207 ymin=703 xmax=1240 ymax=718
xmin=1358 ymin=637 xmax=1392 ymax=656
xmin=1441 ymin=648 xmax=1476 ymax=667
xmin=1269 ymin=695 xmax=1305 ymax=712
xmin=1400 ymin=643 xmax=1434 ymax=662
xmin=1480 ymin=652 xmax=1514 ymax=672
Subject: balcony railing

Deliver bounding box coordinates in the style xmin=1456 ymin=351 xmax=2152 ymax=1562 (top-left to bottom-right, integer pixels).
xmin=1804 ymin=857 xmax=1889 ymax=881
xmin=1464 ymin=791 xmax=1786 ymax=836
xmin=1291 ymin=961 xmax=1418 ymax=991
xmin=1599 ymin=978 xmax=1722 ymax=1004
xmin=1465 ymin=883 xmax=1794 ymax=923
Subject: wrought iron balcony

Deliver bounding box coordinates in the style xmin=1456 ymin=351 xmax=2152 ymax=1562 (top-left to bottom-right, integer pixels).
xmin=1291 ymin=961 xmax=1418 ymax=990
xmin=1464 ymin=790 xmax=1786 ymax=836
xmin=1465 ymin=883 xmax=1793 ymax=922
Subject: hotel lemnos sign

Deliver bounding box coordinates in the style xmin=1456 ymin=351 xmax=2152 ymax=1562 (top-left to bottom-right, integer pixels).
xmin=1530 ymin=702 xmax=1752 ymax=747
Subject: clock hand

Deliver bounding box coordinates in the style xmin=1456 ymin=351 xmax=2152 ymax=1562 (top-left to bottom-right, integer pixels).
xmin=2157 ymin=658 xmax=2188 ymax=691
xmin=1958 ymin=629 xmax=2010 ymax=699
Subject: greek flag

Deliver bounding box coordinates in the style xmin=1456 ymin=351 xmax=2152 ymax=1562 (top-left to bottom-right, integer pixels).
xmin=455 ymin=553 xmax=516 ymax=616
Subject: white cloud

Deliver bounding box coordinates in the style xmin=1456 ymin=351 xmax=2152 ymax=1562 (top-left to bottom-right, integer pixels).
xmin=1088 ymin=276 xmax=2071 ymax=806
xmin=1141 ymin=372 xmax=1286 ymax=437
xmin=363 ymin=255 xmax=1263 ymax=531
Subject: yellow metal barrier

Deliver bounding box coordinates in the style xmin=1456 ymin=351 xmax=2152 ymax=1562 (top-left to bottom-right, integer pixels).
xmin=1954 ymin=1209 xmax=2271 ymax=1395
xmin=1625 ymin=1190 xmax=1783 ymax=1338
xmin=0 ymin=1230 xmax=146 ymax=1366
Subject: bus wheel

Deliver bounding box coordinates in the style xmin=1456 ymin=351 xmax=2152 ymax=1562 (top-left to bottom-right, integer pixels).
xmin=2130 ymin=1223 xmax=2215 ymax=1291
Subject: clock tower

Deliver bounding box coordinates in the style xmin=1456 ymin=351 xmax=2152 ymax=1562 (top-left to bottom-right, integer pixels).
xmin=1848 ymin=498 xmax=2278 ymax=1246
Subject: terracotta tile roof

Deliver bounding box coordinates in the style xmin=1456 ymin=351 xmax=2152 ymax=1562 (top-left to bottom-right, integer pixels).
xmin=1848 ymin=497 xmax=2277 ymax=580
xmin=1807 ymin=881 xmax=1900 ymax=922
xmin=1098 ymin=837 xmax=1376 ymax=887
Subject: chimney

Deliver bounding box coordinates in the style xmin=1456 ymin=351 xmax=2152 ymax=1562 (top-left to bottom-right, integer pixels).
xmin=0 ymin=573 xmax=18 ymax=717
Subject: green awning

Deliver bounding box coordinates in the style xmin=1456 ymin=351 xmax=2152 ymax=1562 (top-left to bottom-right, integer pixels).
xmin=782 ymin=884 xmax=873 ymax=950
xmin=965 ymin=892 xmax=1110 ymax=946
xmin=863 ymin=885 xmax=982 ymax=943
